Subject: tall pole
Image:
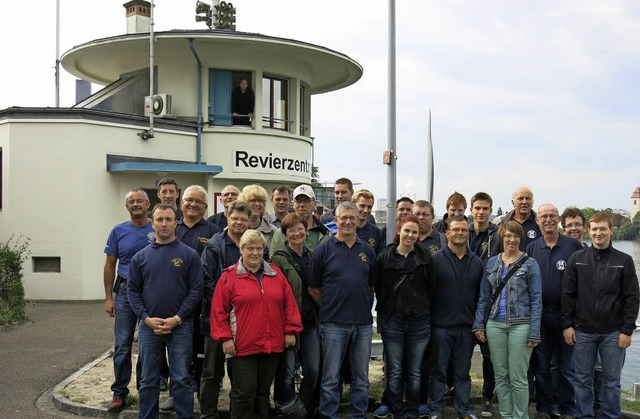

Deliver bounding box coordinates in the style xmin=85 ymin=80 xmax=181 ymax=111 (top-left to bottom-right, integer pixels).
xmin=148 ymin=0 xmax=155 ymax=138
xmin=55 ymin=0 xmax=60 ymax=107
xmin=385 ymin=0 xmax=397 ymax=244
xmin=426 ymin=109 xmax=434 ymax=202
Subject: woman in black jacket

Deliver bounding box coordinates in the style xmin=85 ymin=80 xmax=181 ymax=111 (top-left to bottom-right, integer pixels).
xmin=374 ymin=215 xmax=436 ymax=419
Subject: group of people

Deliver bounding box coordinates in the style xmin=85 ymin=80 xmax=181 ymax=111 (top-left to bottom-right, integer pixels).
xmin=103 ymin=178 xmax=639 ymax=419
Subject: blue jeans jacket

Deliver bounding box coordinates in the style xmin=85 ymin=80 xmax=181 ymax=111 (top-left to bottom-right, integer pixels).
xmin=472 ymin=254 xmax=543 ymax=342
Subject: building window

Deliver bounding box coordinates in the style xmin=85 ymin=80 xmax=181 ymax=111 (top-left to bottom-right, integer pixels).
xmin=300 ymin=85 xmax=308 ymax=136
xmin=75 ymin=68 xmax=155 ymax=115
xmin=209 ymin=70 xmax=253 ymax=127
xmin=262 ymin=75 xmax=288 ymax=130
xmin=33 ymin=257 xmax=61 ymax=273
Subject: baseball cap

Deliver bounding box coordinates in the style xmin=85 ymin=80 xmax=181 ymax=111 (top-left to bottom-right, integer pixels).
xmin=293 ymin=184 xmax=315 ymax=200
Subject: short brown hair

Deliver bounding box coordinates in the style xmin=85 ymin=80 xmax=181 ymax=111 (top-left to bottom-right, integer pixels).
xmin=334 ymin=177 xmax=354 ymax=192
xmin=157 ymin=177 xmax=179 ymax=191
xmin=412 ymin=200 xmax=435 ymax=216
xmin=560 ymin=207 xmax=586 ymax=228
xmin=151 ymin=203 xmax=177 ymax=218
xmin=228 ymin=200 xmax=252 ymax=218
xmin=446 ymin=191 xmax=467 ymax=210
xmin=498 ymin=221 xmax=524 ymax=241
xmin=280 ymin=213 xmax=308 ymax=235
xmin=588 ymin=212 xmax=613 ymax=229
xmin=470 ymin=192 xmax=493 ymax=208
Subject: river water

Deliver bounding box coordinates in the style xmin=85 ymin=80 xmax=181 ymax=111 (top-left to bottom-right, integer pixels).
xmin=612 ymin=240 xmax=640 ymax=392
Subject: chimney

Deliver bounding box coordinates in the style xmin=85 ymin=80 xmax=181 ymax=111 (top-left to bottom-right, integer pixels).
xmin=123 ymin=0 xmax=151 ymax=34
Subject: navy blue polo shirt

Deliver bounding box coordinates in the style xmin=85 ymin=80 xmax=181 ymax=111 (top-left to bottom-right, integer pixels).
xmin=287 ymin=244 xmax=311 ymax=282
xmin=416 ymin=229 xmax=447 ymax=254
xmin=176 ymin=218 xmax=220 ymax=255
xmin=507 ymin=213 xmax=541 ymax=251
xmin=356 ymin=222 xmax=383 ymax=255
xmin=308 ymin=236 xmax=376 ymax=325
xmin=526 ymin=235 xmax=582 ymax=307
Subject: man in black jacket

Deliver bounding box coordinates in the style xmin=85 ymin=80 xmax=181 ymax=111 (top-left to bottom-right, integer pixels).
xmin=428 ymin=216 xmax=484 ymax=419
xmin=562 ymin=212 xmax=639 ymax=419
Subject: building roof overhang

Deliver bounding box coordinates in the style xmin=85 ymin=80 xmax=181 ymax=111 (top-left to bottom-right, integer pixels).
xmin=108 ymin=161 xmax=222 ymax=174
xmin=61 ymin=30 xmax=363 ymax=94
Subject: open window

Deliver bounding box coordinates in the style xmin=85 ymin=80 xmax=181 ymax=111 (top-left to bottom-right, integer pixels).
xmin=262 ymin=75 xmax=289 ymax=131
xmin=209 ymin=70 xmax=253 ymax=126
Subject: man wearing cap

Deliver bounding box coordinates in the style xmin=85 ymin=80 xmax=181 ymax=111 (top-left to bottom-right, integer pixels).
xmin=270 ymin=184 xmax=332 ymax=257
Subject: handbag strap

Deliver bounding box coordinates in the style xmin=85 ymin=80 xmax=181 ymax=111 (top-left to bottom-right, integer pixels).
xmin=486 ymin=254 xmax=529 ymax=318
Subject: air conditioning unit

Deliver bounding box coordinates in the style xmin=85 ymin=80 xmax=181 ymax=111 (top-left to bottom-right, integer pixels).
xmin=144 ymin=93 xmax=172 ymax=117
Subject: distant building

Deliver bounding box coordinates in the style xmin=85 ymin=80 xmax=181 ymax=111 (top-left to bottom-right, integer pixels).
xmin=0 ymin=1 xmax=362 ymax=300
xmin=631 ymin=186 xmax=640 ymax=220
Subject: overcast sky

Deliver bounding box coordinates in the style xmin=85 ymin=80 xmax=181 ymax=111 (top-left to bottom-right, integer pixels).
xmin=1 ymin=1 xmax=639 ymax=215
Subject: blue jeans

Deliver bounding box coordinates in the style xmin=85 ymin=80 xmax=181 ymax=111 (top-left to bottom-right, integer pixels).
xmin=111 ymin=283 xmax=138 ymax=398
xmin=573 ymin=330 xmax=625 ymax=419
xmin=319 ymin=322 xmax=372 ymax=419
xmin=427 ymin=327 xmax=475 ymax=417
xmin=138 ymin=319 xmax=194 ymax=419
xmin=534 ymin=308 xmax=575 ymax=415
xmin=299 ymin=327 xmax=322 ymax=413
xmin=381 ymin=316 xmax=430 ymax=419
xmin=274 ymin=347 xmax=297 ymax=406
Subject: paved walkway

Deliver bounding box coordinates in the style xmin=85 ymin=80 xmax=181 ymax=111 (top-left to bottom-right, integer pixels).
xmin=2 ymin=301 xmax=638 ymax=418
xmin=0 ymin=301 xmax=113 ymax=418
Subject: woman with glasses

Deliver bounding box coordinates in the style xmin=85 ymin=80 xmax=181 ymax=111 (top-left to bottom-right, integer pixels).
xmin=473 ymin=221 xmax=542 ymax=419
xmin=239 ymin=184 xmax=277 ymax=249
xmin=211 ymin=229 xmax=302 ymax=419
xmin=374 ymin=215 xmax=436 ymax=419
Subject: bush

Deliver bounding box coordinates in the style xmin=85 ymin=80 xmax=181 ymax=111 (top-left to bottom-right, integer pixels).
xmin=0 ymin=235 xmax=31 ymax=325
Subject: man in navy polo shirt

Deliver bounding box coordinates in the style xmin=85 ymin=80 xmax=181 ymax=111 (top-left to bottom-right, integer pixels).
xmin=176 ymin=185 xmax=220 ymax=254
xmin=493 ymin=187 xmax=541 ymax=250
xmin=526 ymin=204 xmax=582 ymax=418
xmin=412 ymin=200 xmax=447 ymax=254
xmin=354 ymin=189 xmax=383 ymax=255
xmin=309 ymin=202 xmax=377 ymax=419
xmin=128 ymin=204 xmax=204 ymax=419
xmin=103 ymin=188 xmax=155 ymax=412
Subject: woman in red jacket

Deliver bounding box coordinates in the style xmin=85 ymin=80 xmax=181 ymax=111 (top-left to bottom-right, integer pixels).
xmin=211 ymin=229 xmax=303 ymax=419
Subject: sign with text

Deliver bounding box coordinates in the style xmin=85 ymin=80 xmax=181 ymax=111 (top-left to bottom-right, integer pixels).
xmin=232 ymin=149 xmax=311 ymax=177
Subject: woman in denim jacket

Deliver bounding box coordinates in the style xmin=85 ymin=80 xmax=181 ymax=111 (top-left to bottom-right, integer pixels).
xmin=473 ymin=221 xmax=542 ymax=419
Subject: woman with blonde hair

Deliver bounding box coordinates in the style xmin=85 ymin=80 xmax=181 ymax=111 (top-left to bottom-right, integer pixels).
xmin=238 ymin=184 xmax=277 ymax=249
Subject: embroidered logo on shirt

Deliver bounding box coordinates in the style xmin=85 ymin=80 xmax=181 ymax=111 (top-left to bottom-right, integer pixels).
xmin=428 ymin=245 xmax=439 ymax=253
xmin=556 ymin=260 xmax=567 ymax=271
xmin=482 ymin=242 xmax=488 ymax=251
xmin=527 ymin=230 xmax=537 ymax=239
xmin=172 ymin=258 xmax=184 ymax=267
xmin=368 ymin=238 xmax=376 ymax=248
xmin=359 ymin=252 xmax=368 ymax=262
xmin=199 ymin=237 xmax=208 ymax=243
xmin=147 ymin=232 xmax=157 ymax=242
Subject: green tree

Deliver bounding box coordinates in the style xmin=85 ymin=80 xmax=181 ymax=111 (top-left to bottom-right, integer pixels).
xmin=311 ymin=165 xmax=322 ymax=188
xmin=0 ymin=235 xmax=31 ymax=325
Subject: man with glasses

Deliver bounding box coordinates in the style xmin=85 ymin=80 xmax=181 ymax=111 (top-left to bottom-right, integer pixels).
xmin=270 ymin=184 xmax=332 ymax=256
xmin=526 ymin=204 xmax=583 ymax=418
xmin=560 ymin=207 xmax=587 ymax=247
xmin=309 ymin=202 xmax=377 ymax=419
xmin=103 ymin=188 xmax=155 ymax=412
xmin=428 ymin=216 xmax=484 ymax=419
xmin=412 ymin=200 xmax=447 ymax=254
xmin=200 ymin=200 xmax=253 ymax=419
xmin=207 ymin=184 xmax=240 ymax=230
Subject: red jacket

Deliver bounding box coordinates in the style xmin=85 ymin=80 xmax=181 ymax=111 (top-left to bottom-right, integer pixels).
xmin=211 ymin=259 xmax=303 ymax=357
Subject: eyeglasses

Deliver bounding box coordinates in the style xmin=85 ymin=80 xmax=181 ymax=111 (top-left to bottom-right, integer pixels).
xmin=127 ymin=199 xmax=146 ymax=205
xmin=337 ymin=216 xmax=357 ymax=223
xmin=229 ymin=216 xmax=249 ymax=224
xmin=183 ymin=198 xmax=206 ymax=206
xmin=249 ymin=198 xmax=266 ymax=204
xmin=565 ymin=223 xmax=583 ymax=228
xmin=295 ymin=198 xmax=313 ymax=204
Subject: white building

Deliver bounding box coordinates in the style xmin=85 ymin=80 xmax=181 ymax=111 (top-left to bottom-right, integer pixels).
xmin=0 ymin=1 xmax=362 ymax=300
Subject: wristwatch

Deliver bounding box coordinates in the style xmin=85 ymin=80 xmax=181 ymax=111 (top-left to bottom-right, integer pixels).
xmin=173 ymin=315 xmax=182 ymax=325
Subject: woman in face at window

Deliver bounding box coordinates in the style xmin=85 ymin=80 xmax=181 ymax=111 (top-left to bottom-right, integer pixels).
xmin=374 ymin=215 xmax=436 ymax=419
xmin=269 ymin=213 xmax=318 ymax=418
xmin=239 ymin=184 xmax=277 ymax=250
xmin=210 ymin=229 xmax=303 ymax=419
xmin=473 ymin=221 xmax=542 ymax=419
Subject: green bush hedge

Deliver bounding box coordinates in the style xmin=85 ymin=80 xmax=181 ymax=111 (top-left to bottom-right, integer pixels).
xmin=0 ymin=235 xmax=30 ymax=325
